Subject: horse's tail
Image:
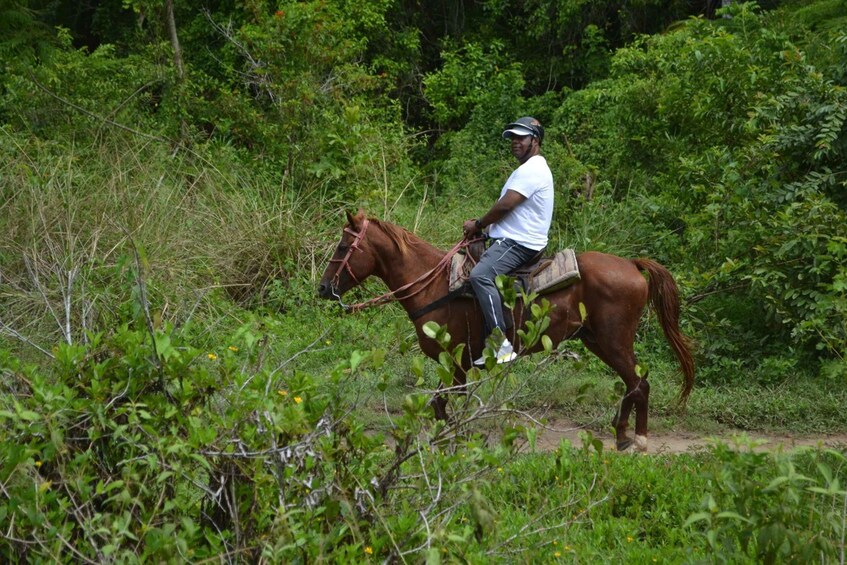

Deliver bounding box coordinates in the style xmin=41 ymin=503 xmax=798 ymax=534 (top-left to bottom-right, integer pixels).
xmin=631 ymin=258 xmax=695 ymax=405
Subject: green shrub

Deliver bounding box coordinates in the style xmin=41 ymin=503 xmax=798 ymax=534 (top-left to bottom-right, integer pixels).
xmin=686 ymin=442 xmax=847 ymax=563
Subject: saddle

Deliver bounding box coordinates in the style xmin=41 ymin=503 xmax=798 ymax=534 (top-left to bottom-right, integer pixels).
xmin=449 ymin=244 xmax=580 ymax=296
xmin=409 ymin=241 xmax=581 ymax=321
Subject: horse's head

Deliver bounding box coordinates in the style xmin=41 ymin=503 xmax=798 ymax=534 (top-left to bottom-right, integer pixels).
xmin=317 ymin=209 xmax=378 ymax=301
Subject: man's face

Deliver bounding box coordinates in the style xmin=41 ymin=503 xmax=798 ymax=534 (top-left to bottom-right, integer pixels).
xmin=510 ymin=134 xmax=537 ymax=163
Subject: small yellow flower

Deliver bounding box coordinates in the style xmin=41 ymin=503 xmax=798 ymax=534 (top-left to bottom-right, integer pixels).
xmin=497 ymin=467 xmax=503 ymax=472
xmin=35 ymin=460 xmax=42 ymax=468
xmin=554 ymin=551 xmax=561 ymax=558
xmin=325 ymin=340 xmax=332 ymax=345
xmin=207 ymin=353 xmax=217 ymax=360
xmin=278 ymin=390 xmax=288 ymax=396
xmin=627 ymin=535 xmax=634 ymax=543
xmin=565 ymin=545 xmax=572 ymax=551
xmin=294 ymin=396 xmax=303 ymax=404
xmin=228 ymin=345 xmax=238 ymax=352
xmin=364 ymin=546 xmax=373 ymax=555
xmin=552 ymin=540 xmax=558 ymax=546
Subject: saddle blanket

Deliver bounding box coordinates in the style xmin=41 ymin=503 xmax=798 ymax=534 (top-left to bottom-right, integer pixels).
xmin=449 ymin=248 xmax=580 ymax=295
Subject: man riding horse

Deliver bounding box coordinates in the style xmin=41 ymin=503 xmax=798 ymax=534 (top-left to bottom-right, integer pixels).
xmin=462 ymin=117 xmax=554 ymax=365
xmin=318 ymin=118 xmax=694 ymax=450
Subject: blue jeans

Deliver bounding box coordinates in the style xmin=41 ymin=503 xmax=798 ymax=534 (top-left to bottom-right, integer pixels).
xmin=468 ymin=238 xmax=539 ymax=339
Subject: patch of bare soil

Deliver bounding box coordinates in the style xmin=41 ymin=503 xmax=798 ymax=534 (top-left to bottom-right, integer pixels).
xmin=529 ymin=418 xmax=847 ymax=454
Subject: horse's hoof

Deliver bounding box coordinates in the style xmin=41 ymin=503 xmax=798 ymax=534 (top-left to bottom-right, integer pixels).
xmin=616 ymin=438 xmax=633 ymax=451
xmin=634 ymin=435 xmax=648 ymax=452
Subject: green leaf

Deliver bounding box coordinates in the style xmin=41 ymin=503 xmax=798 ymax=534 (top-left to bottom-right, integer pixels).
xmin=349 ymin=350 xmax=365 ymax=372
xmin=716 ymin=511 xmax=751 ymax=523
xmin=452 ymin=344 xmax=466 ymax=364
xmin=154 ymin=332 xmax=174 ymax=359
xmin=438 ymin=351 xmax=453 ymax=370
xmin=17 ymin=410 xmax=41 ymax=421
xmin=411 ymin=357 xmax=424 ymax=378
xmin=437 ymin=366 xmax=453 ymax=387
xmin=683 ymin=512 xmax=711 ymax=527
xmin=189 ymin=453 xmax=212 ymax=472
xmin=817 ymin=462 xmax=833 ymax=484
xmin=578 ymin=302 xmax=588 ymax=322
xmin=371 ymin=348 xmax=386 ymax=368
xmin=422 ymin=321 xmax=440 ymax=339
xmin=438 ymin=330 xmax=452 ymax=347
xmin=707 ymin=530 xmax=717 ymax=549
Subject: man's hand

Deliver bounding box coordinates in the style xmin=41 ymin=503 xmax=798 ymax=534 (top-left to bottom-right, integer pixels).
xmin=463 ymin=219 xmax=481 ymax=238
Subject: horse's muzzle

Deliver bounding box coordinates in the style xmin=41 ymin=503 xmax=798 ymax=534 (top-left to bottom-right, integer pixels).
xmin=317 ymin=282 xmax=334 ymax=299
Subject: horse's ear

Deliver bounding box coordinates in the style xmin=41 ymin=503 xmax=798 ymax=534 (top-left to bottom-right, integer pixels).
xmin=346 ymin=209 xmax=365 ymax=229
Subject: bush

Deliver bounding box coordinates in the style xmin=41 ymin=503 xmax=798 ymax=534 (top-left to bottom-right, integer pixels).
xmin=686 ymin=441 xmax=847 ymax=563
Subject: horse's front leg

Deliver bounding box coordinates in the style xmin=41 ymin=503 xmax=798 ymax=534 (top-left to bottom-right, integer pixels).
xmin=429 ymin=366 xmax=470 ymax=421
xmin=431 ymin=388 xmax=449 ymax=421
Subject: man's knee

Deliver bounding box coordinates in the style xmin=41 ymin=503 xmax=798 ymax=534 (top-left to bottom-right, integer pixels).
xmin=468 ymin=269 xmax=492 ymax=288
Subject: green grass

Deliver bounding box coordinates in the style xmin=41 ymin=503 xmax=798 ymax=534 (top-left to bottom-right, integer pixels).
xmin=274 ymin=301 xmax=847 ymax=440
xmin=470 ymin=450 xmax=709 ymax=563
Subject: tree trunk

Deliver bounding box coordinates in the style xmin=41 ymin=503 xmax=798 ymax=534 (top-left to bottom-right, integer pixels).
xmin=166 ymin=0 xmax=184 ymax=81
xmin=165 ymin=0 xmax=189 ymax=142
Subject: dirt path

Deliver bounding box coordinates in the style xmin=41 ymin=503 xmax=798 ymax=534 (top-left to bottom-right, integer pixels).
xmin=529 ymin=418 xmax=847 ymax=454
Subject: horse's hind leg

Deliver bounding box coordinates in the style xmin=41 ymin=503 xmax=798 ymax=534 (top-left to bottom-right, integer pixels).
xmin=581 ymin=336 xmax=649 ymax=452
xmin=632 ymin=378 xmax=650 ymax=443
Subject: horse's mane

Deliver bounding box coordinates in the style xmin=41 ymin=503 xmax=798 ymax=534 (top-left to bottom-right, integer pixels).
xmin=369 ymin=218 xmax=442 ymax=257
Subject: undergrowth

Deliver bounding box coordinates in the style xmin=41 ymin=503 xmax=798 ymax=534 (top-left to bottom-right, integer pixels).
xmin=2 ymin=314 xmax=846 ymax=561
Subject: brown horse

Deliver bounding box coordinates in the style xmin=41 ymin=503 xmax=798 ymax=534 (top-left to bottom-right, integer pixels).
xmin=318 ymin=210 xmax=695 ymax=451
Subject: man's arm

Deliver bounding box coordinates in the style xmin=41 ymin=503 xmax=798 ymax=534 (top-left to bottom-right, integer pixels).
xmin=463 ymin=190 xmax=527 ymax=237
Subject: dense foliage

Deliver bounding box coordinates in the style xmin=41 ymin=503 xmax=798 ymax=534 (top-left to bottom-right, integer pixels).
xmin=1 ymin=0 xmax=846 ymax=561
xmin=2 ymin=321 xmax=846 ymax=561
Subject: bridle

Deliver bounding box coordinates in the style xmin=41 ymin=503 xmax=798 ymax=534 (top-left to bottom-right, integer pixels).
xmin=326 ymin=218 xmax=481 ymax=313
xmin=328 ymin=218 xmax=370 ymax=293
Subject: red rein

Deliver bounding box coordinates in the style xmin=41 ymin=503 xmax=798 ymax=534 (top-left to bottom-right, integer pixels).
xmin=330 ymin=220 xmax=480 ymax=313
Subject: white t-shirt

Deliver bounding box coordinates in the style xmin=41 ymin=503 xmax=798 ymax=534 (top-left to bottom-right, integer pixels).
xmin=488 ymin=155 xmax=554 ymax=251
